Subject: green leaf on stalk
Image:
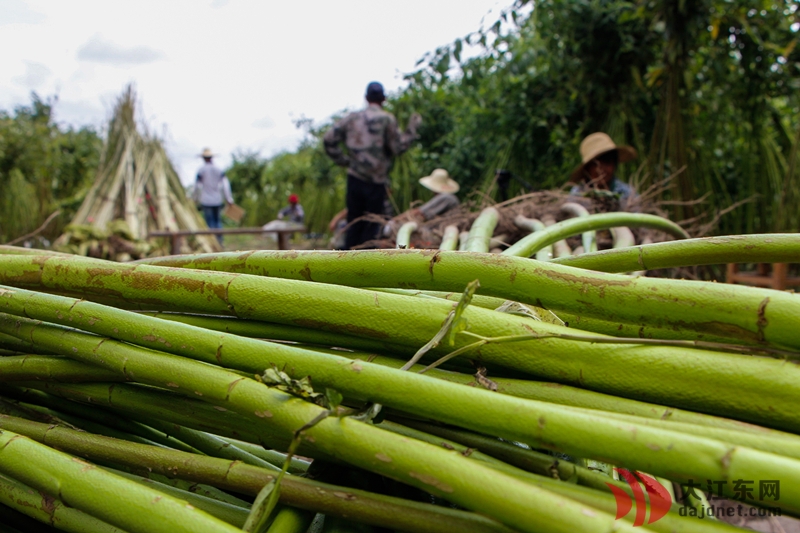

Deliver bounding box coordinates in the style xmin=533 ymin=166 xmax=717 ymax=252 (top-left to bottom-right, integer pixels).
xmin=324 ymin=388 xmax=343 ymax=409
xmin=494 ymin=300 xmax=565 ymax=326
xmin=401 ymin=279 xmax=481 ymax=371
xmin=447 ymin=279 xmax=480 ymax=346
xmin=243 ymin=479 xmax=279 ymax=533
xmin=261 ymin=365 xmax=322 ymax=403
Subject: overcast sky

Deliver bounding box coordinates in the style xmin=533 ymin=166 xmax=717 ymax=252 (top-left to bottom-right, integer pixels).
xmin=0 ymin=0 xmax=509 ymax=185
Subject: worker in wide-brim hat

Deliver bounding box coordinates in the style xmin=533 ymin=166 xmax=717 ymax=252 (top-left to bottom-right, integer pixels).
xmin=410 ymin=168 xmax=460 ymax=221
xmin=570 ymin=133 xmax=637 ymax=199
xmin=419 ymin=168 xmax=460 ymax=194
xmin=193 ymin=147 xmax=233 ymax=243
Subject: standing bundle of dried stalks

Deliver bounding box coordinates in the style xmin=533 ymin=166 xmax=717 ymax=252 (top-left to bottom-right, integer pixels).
xmin=54 ymin=85 xmax=220 ymax=260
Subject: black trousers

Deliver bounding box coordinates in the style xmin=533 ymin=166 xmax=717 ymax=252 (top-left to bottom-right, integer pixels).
xmin=345 ymin=175 xmax=386 ymax=250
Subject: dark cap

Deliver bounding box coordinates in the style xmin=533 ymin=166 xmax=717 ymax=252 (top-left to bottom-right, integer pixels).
xmin=365 ymin=82 xmax=385 ymax=103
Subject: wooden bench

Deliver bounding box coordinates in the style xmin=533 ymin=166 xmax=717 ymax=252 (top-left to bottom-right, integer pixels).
xmin=726 ymin=263 xmax=800 ymax=291
xmin=149 ymin=227 xmax=306 ymax=255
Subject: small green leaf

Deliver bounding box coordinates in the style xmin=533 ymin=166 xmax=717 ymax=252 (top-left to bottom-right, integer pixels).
xmin=448 ymin=279 xmax=480 ymax=346
xmin=243 ymin=480 xmax=279 ymax=533
xmin=324 ymin=388 xmax=343 ymax=409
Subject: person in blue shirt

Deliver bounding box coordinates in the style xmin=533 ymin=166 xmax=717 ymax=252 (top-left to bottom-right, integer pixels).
xmin=569 ymin=133 xmax=637 ymax=203
xmin=193 ymin=148 xmax=233 ymax=243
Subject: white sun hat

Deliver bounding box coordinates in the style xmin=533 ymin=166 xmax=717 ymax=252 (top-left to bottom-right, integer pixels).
xmin=419 ymin=168 xmax=459 ymax=194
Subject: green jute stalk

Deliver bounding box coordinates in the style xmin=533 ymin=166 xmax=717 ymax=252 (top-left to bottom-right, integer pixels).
xmin=464 ymin=207 xmax=499 ymax=252
xmin=1 ymin=315 xmax=799 ymax=518
xmin=377 ymin=417 xmax=647 ymax=506
xmin=225 ymin=438 xmax=309 ymax=473
xmin=0 ymin=472 xmax=127 ymax=533
xmin=128 ymin=249 xmax=800 ymax=349
xmin=5 ymin=372 xmax=298 ymax=474
xmin=0 ymin=414 xmax=515 ymax=533
xmin=481 ymin=466 xmax=744 ymax=533
xmin=106 ymin=468 xmax=249 ymax=527
xmin=379 ymin=415 xmax=720 ymax=531
xmin=0 ymin=245 xmax=70 ymax=257
xmin=0 ymin=498 xmax=64 ymax=533
xmin=611 ymin=226 xmax=636 ymax=249
xmin=139 ymin=418 xmax=282 ymax=472
xmin=140 ymin=312 xmax=411 ymax=356
xmin=388 ymin=416 xmax=745 ymax=532
xmin=0 ymin=395 xmax=176 ymax=451
xmin=388 ymin=416 xmax=622 ymax=492
xmin=35 ymin=389 xmax=201 ymax=453
xmin=354 ymin=352 xmax=796 ymax=437
xmin=0 ymin=355 xmax=122 ymax=383
xmin=552 ymin=234 xmax=800 ymax=272
xmin=557 ymin=406 xmax=800 ymax=460
xmin=514 ymin=215 xmax=555 ymax=260
xmin=265 ymin=508 xmax=313 ymax=533
xmin=0 ymin=430 xmax=244 ymax=533
xmin=369 ymin=288 xmax=506 ymax=309
xmin=0 ymin=385 xmax=203 ymax=454
xmin=554 ymin=312 xmax=757 ymax=345
xmin=25 ymin=404 xmax=195 ymax=451
xmin=0 ymin=408 xmax=251 ymax=509
xmin=377 ymin=419 xmax=523 ymax=470
xmin=503 ymin=212 xmax=689 ymax=257
xmin=439 ymin=225 xmax=459 ymax=251
xmin=559 ymin=202 xmax=597 ymax=253
xmin=396 ymin=222 xmax=417 ymax=248
xmin=101 ymin=461 xmax=252 ymax=509
xmin=0 ymin=331 xmax=52 ymax=354
xmin=0 ymin=319 xmax=655 ymax=533
xmin=3 ymin=265 xmax=800 ymax=432
xmin=2 ymin=383 xmax=295 ymax=455
xmin=325 ymin=416 xmax=742 ymax=533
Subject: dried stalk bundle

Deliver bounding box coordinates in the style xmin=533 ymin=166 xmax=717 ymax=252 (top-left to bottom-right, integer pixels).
xmin=53 ymin=85 xmax=220 ymax=261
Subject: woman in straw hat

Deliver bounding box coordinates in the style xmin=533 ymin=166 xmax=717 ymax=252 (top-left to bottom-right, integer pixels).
xmin=411 ymin=168 xmax=460 ymax=221
xmin=380 ymin=169 xmax=460 ymax=242
xmin=569 ymin=133 xmax=637 ymax=201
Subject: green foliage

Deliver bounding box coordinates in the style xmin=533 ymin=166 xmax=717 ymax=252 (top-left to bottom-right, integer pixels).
xmin=399 ymin=0 xmax=800 ymax=233
xmin=0 ymin=94 xmax=102 ymax=243
xmin=227 ymin=139 xmax=346 ymax=234
xmin=229 ymin=0 xmax=800 ymax=235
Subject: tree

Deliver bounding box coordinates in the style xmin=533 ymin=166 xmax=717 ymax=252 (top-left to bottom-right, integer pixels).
xmin=0 ymin=94 xmax=102 ymax=243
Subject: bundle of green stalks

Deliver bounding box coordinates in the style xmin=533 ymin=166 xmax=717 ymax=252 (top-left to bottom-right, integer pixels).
xmin=0 ymin=234 xmax=800 ymax=532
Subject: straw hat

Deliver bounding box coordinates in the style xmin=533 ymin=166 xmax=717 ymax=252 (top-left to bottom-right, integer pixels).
xmin=199 ymin=148 xmax=215 ymax=158
xmin=419 ymin=168 xmax=459 ymax=194
xmin=570 ymin=133 xmax=637 ymax=181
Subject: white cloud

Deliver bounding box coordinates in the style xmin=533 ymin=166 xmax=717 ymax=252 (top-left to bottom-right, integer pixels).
xmin=0 ymin=0 xmax=46 ymax=25
xmin=77 ymin=35 xmax=164 ymax=66
xmin=0 ymin=0 xmax=507 ymax=186
xmin=252 ymin=116 xmax=275 ymax=129
xmin=12 ymin=61 xmax=51 ymax=89
xmin=210 ymin=0 xmax=229 ymax=8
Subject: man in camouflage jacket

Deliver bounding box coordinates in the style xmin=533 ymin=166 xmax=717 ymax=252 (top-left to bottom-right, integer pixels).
xmin=324 ymin=81 xmax=421 ymax=249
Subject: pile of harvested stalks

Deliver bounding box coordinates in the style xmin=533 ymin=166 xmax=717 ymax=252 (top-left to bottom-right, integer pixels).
xmin=380 ymin=180 xmax=684 ymax=253
xmin=0 ymin=234 xmax=799 ymax=532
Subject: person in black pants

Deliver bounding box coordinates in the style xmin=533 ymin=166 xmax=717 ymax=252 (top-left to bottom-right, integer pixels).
xmin=324 ymin=81 xmax=421 ymax=249
xmin=344 ymin=175 xmax=387 ymax=249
